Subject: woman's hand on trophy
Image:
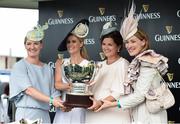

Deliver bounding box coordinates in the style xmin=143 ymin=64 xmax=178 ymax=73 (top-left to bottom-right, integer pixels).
xmin=61 ymin=106 xmax=73 ymax=112
xmin=86 ymin=80 xmax=96 ymax=86
xmin=87 ymin=97 xmax=103 ymax=112
xmin=53 ymin=97 xmax=65 ymax=109
xmin=96 ymin=100 xmax=117 ymax=112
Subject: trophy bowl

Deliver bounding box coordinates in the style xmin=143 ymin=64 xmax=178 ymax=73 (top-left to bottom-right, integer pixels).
xmin=62 ymin=60 xmax=97 ymax=108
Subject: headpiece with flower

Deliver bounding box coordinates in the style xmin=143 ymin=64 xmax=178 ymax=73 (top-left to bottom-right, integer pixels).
xmin=72 ymin=22 xmax=89 ymax=38
xmin=26 ymin=23 xmax=48 ymax=42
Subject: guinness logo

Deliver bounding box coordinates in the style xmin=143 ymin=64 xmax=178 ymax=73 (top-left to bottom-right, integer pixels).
xmin=142 ymin=4 xmax=149 ymax=12
xmin=99 ymin=7 xmax=105 ymax=15
xmin=57 ymin=10 xmax=63 ymax=18
xmin=165 ymin=26 xmax=172 ymax=34
xmin=167 ymin=73 xmax=174 ymax=81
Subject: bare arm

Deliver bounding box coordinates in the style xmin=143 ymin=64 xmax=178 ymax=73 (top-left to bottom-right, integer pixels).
xmin=103 ymin=95 xmax=116 ymax=102
xmin=25 ymin=87 xmax=64 ymax=108
xmin=25 ymin=87 xmax=49 ymax=103
xmin=88 ymin=95 xmax=116 ymax=111
xmin=54 ymin=59 xmax=71 ymax=91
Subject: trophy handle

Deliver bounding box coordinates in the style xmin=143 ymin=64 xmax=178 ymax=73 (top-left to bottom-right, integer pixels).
xmin=61 ymin=63 xmax=73 ymax=84
xmin=99 ymin=52 xmax=106 ymax=60
xmin=88 ymin=61 xmax=102 ymax=85
xmin=88 ymin=61 xmax=96 ymax=83
xmin=58 ymin=53 xmax=64 ymax=59
xmin=59 ymin=54 xmax=72 ymax=84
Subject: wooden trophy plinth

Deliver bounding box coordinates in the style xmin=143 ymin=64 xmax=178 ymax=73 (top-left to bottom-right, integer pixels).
xmin=64 ymin=93 xmax=93 ymax=108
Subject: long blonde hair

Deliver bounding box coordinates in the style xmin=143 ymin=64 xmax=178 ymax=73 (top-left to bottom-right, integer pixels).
xmin=76 ymin=36 xmax=89 ymax=60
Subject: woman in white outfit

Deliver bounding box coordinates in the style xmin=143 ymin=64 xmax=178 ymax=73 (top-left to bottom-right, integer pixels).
xmin=53 ymin=19 xmax=90 ymax=124
xmin=97 ymin=2 xmax=168 ymax=124
xmin=85 ymin=22 xmax=131 ymax=124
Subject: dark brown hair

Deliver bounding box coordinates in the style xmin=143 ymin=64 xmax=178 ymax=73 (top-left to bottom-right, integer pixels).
xmin=100 ymin=31 xmax=123 ymax=52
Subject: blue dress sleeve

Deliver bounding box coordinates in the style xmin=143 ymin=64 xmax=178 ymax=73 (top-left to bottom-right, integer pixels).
xmin=9 ymin=60 xmax=32 ymax=102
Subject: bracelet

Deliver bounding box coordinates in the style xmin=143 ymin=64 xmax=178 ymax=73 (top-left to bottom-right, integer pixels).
xmin=49 ymin=96 xmax=53 ymax=106
xmin=117 ymin=100 xmax=121 ymax=108
xmin=49 ymin=96 xmax=56 ymax=112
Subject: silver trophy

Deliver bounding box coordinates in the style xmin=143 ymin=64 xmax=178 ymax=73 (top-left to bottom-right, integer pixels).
xmin=61 ymin=58 xmax=98 ymax=108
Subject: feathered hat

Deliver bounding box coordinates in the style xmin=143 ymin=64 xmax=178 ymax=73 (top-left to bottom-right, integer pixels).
xmin=26 ymin=23 xmax=48 ymax=42
xmin=58 ymin=19 xmax=89 ymax=51
xmin=120 ymin=1 xmax=140 ymax=41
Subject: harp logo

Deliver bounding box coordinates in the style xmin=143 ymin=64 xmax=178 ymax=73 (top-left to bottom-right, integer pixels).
xmin=165 ymin=26 xmax=173 ymax=34
xmin=167 ymin=73 xmax=174 ymax=82
xmin=99 ymin=7 xmax=105 ymax=15
xmin=142 ymin=4 xmax=149 ymax=12
xmin=57 ymin=10 xmax=64 ymax=18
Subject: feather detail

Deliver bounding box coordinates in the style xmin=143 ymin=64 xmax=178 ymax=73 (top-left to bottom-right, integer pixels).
xmin=42 ymin=22 xmax=49 ymax=30
xmin=120 ymin=1 xmax=140 ymax=41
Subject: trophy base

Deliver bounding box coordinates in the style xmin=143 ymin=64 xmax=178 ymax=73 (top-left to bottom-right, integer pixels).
xmin=64 ymin=93 xmax=93 ymax=108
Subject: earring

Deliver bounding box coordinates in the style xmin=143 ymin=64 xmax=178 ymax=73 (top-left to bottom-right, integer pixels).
xmin=99 ymin=52 xmax=105 ymax=60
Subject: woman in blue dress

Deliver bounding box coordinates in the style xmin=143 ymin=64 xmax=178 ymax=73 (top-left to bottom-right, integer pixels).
xmin=53 ymin=19 xmax=90 ymax=124
xmin=9 ymin=23 xmax=64 ymax=123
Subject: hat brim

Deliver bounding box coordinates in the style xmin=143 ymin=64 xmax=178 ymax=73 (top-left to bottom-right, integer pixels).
xmin=58 ymin=19 xmax=89 ymax=51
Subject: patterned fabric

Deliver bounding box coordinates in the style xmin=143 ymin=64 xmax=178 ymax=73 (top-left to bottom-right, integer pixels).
xmin=124 ymin=49 xmax=168 ymax=94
